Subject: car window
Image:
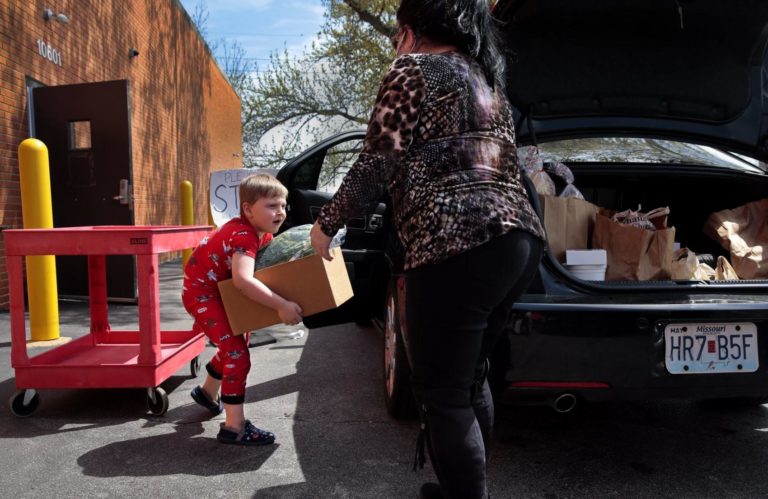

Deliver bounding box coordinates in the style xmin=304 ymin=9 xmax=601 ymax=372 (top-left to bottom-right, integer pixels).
xmin=527 ymin=138 xmax=765 ymax=173
xmin=316 ymin=139 xmax=364 ymax=193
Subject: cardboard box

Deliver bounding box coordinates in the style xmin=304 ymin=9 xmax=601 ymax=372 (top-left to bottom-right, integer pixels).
xmin=218 ymin=247 xmax=353 ymax=334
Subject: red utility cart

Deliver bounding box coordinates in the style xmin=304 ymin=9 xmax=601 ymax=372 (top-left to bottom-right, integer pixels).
xmin=3 ymin=225 xmax=212 ymax=417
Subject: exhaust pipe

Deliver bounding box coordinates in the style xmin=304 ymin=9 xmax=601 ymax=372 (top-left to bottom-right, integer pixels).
xmin=550 ymin=393 xmax=577 ymax=413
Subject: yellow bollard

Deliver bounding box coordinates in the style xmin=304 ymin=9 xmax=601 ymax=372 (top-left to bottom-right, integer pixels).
xmin=18 ymin=139 xmax=60 ymax=342
xmin=207 ymin=189 xmax=215 ymax=227
xmin=180 ymin=180 xmax=194 ymax=266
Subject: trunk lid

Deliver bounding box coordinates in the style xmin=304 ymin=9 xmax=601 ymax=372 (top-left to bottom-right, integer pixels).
xmin=494 ymin=0 xmax=768 ymax=168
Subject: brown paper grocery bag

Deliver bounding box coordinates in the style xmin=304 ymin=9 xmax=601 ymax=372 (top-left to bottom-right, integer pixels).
xmin=539 ymin=195 xmax=604 ymax=262
xmin=715 ymin=256 xmax=740 ymax=281
xmin=611 ymin=206 xmax=670 ymax=230
xmin=703 ymin=198 xmax=768 ymax=279
xmin=670 ymin=247 xmax=698 ymax=280
xmin=592 ymin=213 xmax=676 ymax=280
xmin=694 ymin=262 xmax=716 ymax=280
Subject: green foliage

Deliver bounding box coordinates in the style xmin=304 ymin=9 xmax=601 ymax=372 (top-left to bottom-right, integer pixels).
xmin=242 ymin=0 xmax=399 ymax=169
xmin=255 ymin=225 xmax=315 ymax=269
xmin=317 ymin=140 xmax=364 ymax=192
xmin=191 ymin=0 xmax=398 ymax=170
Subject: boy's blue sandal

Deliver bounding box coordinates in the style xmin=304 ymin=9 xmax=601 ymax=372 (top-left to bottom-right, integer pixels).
xmin=190 ymin=386 xmax=224 ymax=415
xmin=217 ymin=420 xmax=276 ymax=446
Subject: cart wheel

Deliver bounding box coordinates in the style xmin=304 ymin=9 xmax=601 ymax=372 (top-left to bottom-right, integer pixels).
xmin=146 ymin=387 xmax=169 ymax=416
xmin=9 ymin=389 xmax=40 ymax=418
xmin=190 ymin=356 xmax=201 ymax=378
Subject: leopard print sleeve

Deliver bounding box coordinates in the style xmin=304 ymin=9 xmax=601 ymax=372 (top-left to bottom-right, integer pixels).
xmin=317 ymin=55 xmax=426 ymax=237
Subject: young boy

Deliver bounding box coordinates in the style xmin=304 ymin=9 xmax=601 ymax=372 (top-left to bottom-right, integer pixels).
xmin=182 ymin=173 xmax=302 ymax=445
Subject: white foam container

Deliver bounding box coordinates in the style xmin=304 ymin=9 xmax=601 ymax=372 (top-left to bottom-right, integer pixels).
xmin=565 ymin=249 xmax=607 ymax=266
xmin=565 ymin=263 xmax=607 ymax=281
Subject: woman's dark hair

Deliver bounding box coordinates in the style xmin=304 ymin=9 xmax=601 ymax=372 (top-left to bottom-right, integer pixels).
xmin=396 ymin=0 xmax=506 ymax=89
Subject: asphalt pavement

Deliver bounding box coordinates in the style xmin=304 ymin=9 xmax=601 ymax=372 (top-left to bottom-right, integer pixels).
xmin=3 ymin=262 xmax=768 ymax=498
xmin=0 ymin=261 xmax=424 ymax=498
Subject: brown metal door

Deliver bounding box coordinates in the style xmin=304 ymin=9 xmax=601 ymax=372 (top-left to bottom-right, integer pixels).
xmin=33 ymin=80 xmax=136 ymax=300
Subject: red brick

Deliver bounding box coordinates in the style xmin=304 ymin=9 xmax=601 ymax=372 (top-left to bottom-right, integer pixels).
xmin=0 ymin=0 xmax=241 ymax=310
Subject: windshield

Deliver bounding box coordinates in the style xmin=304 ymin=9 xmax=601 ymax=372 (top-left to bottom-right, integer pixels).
xmin=532 ymin=138 xmax=766 ymax=173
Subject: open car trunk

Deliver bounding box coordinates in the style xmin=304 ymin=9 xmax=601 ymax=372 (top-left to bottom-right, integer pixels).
xmin=537 ymin=163 xmax=768 ymax=290
xmin=497 ymin=0 xmax=768 ymax=162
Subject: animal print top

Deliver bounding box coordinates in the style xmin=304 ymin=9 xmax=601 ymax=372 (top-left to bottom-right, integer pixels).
xmin=317 ymin=52 xmax=546 ymax=270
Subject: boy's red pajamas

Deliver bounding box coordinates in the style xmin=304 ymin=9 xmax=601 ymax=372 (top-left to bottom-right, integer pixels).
xmin=182 ymin=218 xmax=272 ymax=405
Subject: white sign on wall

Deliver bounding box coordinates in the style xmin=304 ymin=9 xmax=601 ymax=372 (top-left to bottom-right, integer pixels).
xmin=209 ymin=168 xmax=279 ymax=227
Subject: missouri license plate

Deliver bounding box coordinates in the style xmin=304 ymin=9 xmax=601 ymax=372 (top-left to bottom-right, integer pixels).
xmin=664 ymin=322 xmax=758 ymax=374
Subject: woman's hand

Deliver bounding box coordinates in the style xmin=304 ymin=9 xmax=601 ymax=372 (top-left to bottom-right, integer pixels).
xmin=278 ymin=301 xmax=303 ymax=325
xmin=310 ymin=221 xmax=334 ymax=261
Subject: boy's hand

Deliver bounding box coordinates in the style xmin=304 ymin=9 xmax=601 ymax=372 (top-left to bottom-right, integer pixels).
xmin=310 ymin=221 xmax=334 ymax=261
xmin=278 ymin=301 xmax=303 ymax=325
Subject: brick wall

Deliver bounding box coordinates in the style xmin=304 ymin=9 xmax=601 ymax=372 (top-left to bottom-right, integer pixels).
xmin=0 ymin=0 xmax=242 ymax=310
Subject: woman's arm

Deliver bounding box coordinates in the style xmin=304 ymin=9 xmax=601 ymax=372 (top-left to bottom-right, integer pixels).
xmin=231 ymin=252 xmax=303 ymax=325
xmin=315 ymin=55 xmax=426 ymax=239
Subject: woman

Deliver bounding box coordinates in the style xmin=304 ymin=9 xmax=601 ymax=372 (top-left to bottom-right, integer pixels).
xmin=310 ymin=0 xmax=545 ymax=497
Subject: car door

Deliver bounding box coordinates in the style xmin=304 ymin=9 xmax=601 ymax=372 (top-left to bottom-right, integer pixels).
xmin=276 ymin=131 xmax=392 ymax=328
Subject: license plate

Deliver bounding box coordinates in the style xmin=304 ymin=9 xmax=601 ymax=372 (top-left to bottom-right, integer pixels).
xmin=664 ymin=322 xmax=758 ymax=374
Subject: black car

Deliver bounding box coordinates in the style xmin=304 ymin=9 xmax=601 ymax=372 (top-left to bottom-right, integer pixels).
xmin=275 ymin=0 xmax=768 ymax=417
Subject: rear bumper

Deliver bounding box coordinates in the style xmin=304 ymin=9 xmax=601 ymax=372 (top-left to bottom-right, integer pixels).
xmin=495 ymin=307 xmax=768 ymax=403
xmin=498 ymin=384 xmax=768 ymax=404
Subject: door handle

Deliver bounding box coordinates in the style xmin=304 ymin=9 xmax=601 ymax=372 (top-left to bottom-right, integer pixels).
xmin=366 ymin=213 xmax=383 ymax=232
xmin=113 ymin=179 xmax=131 ymax=207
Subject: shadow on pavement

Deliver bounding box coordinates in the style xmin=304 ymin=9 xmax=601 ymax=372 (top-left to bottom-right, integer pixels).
xmin=0 ymin=374 xmax=191 ymax=438
xmin=486 ymin=398 xmax=768 ymax=497
xmin=77 ymin=404 xmax=279 ymax=477
xmin=250 ymin=324 xmax=424 ymax=498
xmin=7 ymin=283 xmax=768 ymax=495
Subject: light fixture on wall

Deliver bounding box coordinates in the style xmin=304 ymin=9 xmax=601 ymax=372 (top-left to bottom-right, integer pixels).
xmin=43 ymin=8 xmax=69 ymax=24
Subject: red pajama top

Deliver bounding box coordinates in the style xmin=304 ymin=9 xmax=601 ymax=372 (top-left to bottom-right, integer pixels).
xmin=182 ymin=217 xmax=273 ymax=298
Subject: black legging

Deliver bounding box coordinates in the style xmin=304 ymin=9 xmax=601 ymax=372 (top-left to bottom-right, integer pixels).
xmin=405 ymin=229 xmax=543 ymax=499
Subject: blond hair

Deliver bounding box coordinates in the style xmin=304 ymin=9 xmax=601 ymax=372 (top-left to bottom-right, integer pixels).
xmin=239 ymin=173 xmax=288 ymax=217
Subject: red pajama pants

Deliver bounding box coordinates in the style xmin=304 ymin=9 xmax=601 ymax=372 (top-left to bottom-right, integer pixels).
xmin=182 ymin=291 xmax=250 ymax=405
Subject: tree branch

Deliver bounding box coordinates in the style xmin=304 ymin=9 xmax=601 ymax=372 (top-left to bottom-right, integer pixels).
xmin=342 ymin=0 xmax=395 ymax=36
